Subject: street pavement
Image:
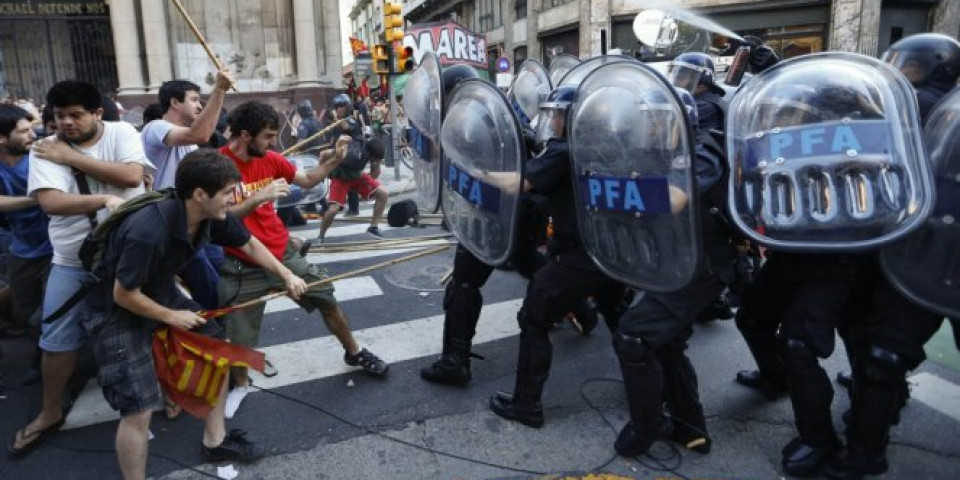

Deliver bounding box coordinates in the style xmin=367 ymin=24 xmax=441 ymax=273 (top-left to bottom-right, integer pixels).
xmin=1 ymin=164 xmax=959 ymax=480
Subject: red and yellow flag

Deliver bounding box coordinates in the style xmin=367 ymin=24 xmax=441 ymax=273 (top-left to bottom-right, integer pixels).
xmin=152 ymin=327 xmax=265 ymax=418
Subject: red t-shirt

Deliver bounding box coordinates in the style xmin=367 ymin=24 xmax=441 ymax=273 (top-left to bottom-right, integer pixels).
xmin=220 ymin=146 xmax=296 ymax=264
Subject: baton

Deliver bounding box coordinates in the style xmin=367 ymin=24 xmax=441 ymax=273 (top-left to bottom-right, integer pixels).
xmin=281 ymin=120 xmax=348 ymax=156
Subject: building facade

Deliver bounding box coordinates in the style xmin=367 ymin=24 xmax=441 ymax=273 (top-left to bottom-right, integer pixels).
xmin=0 ymin=0 xmax=344 ymax=114
xmin=401 ymin=0 xmax=960 ymax=75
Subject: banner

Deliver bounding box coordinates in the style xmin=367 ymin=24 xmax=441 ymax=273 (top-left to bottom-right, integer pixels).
xmin=349 ymin=36 xmax=369 ymax=56
xmin=402 ymin=21 xmax=487 ymax=69
xmin=152 ymin=327 xmax=265 ymax=419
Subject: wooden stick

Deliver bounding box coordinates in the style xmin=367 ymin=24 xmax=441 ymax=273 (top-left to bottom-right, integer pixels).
xmin=169 ymin=0 xmax=238 ymax=92
xmin=438 ymin=267 xmax=454 ymax=285
xmin=305 ymin=233 xmax=453 ymax=250
xmin=281 ymin=120 xmax=347 ymax=156
xmin=201 ymin=245 xmax=450 ymax=319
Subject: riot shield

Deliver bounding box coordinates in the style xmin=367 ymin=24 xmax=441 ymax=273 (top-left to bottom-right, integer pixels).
xmin=569 ymin=62 xmax=700 ymax=291
xmin=548 ymin=54 xmax=582 ymax=86
xmin=881 ymin=87 xmax=960 ymax=317
xmin=508 ymin=59 xmax=551 ymax=126
xmin=403 ymin=52 xmax=444 ymax=212
xmin=440 ymin=79 xmax=527 ymax=266
xmin=726 ymin=52 xmax=933 ymax=251
xmin=558 ymin=55 xmax=639 ymax=88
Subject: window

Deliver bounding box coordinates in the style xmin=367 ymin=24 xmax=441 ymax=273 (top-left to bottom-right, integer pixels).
xmin=544 ymin=0 xmax=575 ymax=8
xmin=737 ymin=24 xmax=825 ymax=60
xmin=515 ymin=0 xmax=527 ymax=19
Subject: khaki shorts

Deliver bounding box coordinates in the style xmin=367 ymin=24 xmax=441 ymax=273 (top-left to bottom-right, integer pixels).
xmin=218 ymin=240 xmax=338 ymax=348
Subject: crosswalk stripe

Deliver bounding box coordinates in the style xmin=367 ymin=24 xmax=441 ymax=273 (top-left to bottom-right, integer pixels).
xmin=908 ymin=372 xmax=960 ymax=423
xmin=292 ymin=222 xmax=398 ymax=239
xmin=62 ymin=298 xmax=524 ymax=430
xmin=264 ymin=276 xmax=383 ymax=314
xmin=304 ymin=239 xmax=452 ymax=264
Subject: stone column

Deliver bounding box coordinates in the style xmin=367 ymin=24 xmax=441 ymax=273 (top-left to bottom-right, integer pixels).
xmin=293 ymin=0 xmax=321 ymax=87
xmin=931 ymin=0 xmax=960 ymax=37
xmin=319 ymin=0 xmax=343 ymax=86
xmin=109 ymin=0 xmax=146 ymax=94
xmin=141 ymin=0 xmax=173 ymax=92
xmin=527 ymin=0 xmax=541 ymax=61
xmin=503 ymin=0 xmax=515 ymax=58
xmin=580 ymin=0 xmax=609 ymax=57
xmin=829 ymin=0 xmax=881 ymax=55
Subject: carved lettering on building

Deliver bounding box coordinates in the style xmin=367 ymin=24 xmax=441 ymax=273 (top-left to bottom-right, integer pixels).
xmin=0 ymin=2 xmax=108 ymax=16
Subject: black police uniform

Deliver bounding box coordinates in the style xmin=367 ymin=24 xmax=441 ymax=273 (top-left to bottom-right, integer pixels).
xmin=419 ymin=195 xmax=548 ymax=385
xmin=489 ymin=139 xmax=628 ymax=426
xmin=612 ymin=132 xmax=735 ymax=457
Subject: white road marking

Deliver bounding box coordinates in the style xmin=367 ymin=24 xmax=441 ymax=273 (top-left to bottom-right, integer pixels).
xmin=908 ymin=372 xmax=960 ymax=423
xmin=264 ymin=276 xmax=383 ymax=314
xmin=63 ymin=299 xmax=523 ymax=430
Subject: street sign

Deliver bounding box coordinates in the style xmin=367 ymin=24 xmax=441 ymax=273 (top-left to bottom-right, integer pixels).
xmin=496 ymin=57 xmax=510 ymax=73
xmin=355 ymin=57 xmax=373 ymax=78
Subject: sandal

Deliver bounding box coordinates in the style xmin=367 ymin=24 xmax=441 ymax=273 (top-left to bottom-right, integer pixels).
xmin=164 ymin=399 xmax=182 ymax=420
xmin=262 ymin=359 xmax=278 ymax=378
xmin=9 ymin=418 xmax=64 ymax=456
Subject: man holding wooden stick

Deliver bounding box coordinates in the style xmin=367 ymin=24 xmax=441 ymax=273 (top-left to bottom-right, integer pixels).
xmin=217 ymin=101 xmax=389 ymax=418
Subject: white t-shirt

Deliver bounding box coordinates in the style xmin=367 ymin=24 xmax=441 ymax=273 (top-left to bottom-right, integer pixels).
xmin=141 ymin=119 xmax=197 ymax=189
xmin=27 ymin=121 xmax=155 ymax=267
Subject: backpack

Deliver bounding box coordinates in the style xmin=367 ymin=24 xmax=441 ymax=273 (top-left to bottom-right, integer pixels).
xmin=44 ymin=186 xmax=177 ymax=325
xmin=78 ymin=188 xmax=177 ymax=272
xmin=339 ymin=137 xmax=369 ymax=171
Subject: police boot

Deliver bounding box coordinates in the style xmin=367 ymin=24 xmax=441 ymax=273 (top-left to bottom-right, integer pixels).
xmin=825 ymin=347 xmax=904 ymax=480
xmin=779 ymin=338 xmax=840 ymax=477
xmin=420 ymin=347 xmax=471 ymax=386
xmin=490 ymin=312 xmax=549 ymax=428
xmin=613 ymin=332 xmax=664 ymax=457
xmin=735 ymin=313 xmax=789 ymax=400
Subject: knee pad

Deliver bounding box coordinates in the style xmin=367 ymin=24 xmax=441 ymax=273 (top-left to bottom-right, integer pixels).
xmin=777 ymin=337 xmax=819 ymax=370
xmin=443 ymin=280 xmax=482 ymax=312
xmin=859 ymin=346 xmax=908 ymax=387
xmin=613 ymin=332 xmax=652 ymax=365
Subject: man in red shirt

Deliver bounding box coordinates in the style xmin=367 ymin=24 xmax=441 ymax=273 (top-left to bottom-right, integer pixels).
xmin=217 ymin=101 xmax=388 ymax=417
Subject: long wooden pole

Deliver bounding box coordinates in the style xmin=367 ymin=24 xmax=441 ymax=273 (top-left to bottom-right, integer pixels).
xmin=169 ymin=0 xmax=238 ymax=92
xmin=281 ymin=119 xmax=347 ymax=156
xmin=200 ymin=245 xmax=450 ymax=319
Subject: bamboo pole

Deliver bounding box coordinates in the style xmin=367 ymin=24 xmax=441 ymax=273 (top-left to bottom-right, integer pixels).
xmin=281 ymin=120 xmax=348 ymax=156
xmin=201 ymin=245 xmax=450 ymax=319
xmin=169 ymin=0 xmax=238 ymax=92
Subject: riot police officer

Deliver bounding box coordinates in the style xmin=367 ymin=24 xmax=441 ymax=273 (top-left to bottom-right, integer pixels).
xmin=420 ymin=65 xmax=549 ymax=385
xmin=611 ymin=87 xmax=734 ymax=457
xmin=486 ymin=86 xmax=629 ymax=427
xmin=823 ymin=35 xmax=960 ymax=480
xmin=667 ymin=52 xmax=728 ymax=133
xmin=882 ymin=33 xmax=960 ymax=122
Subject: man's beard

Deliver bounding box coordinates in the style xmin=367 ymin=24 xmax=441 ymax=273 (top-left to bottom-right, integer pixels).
xmin=59 ymin=122 xmax=99 ymax=145
xmin=3 ymin=143 xmax=30 ymax=156
xmin=246 ymin=144 xmax=266 ymax=158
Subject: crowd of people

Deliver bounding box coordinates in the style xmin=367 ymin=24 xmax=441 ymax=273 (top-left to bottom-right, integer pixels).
xmin=0 ymin=29 xmax=957 ymax=480
xmin=0 ymin=68 xmax=393 ymax=480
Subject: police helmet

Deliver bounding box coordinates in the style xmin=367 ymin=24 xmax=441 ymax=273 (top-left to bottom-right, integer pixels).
xmin=442 ymin=64 xmax=479 ymax=98
xmin=331 ymin=93 xmax=352 ymax=110
xmin=668 ymin=53 xmax=725 ymax=96
xmin=536 ymin=86 xmax=576 ymax=144
xmin=882 ymin=33 xmax=960 ymax=90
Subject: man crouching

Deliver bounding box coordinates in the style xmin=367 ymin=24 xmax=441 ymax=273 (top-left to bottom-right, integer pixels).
xmin=90 ymin=150 xmax=306 ymax=480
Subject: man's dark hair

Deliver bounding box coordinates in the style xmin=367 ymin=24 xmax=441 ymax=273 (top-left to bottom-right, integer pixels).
xmin=0 ymin=104 xmax=33 ymax=137
xmin=175 ymin=149 xmax=241 ymax=200
xmin=227 ymin=101 xmax=279 ymax=139
xmin=41 ymin=103 xmax=54 ymax=126
xmin=159 ymin=80 xmax=201 ymax=114
xmin=46 ymin=80 xmax=102 ymax=111
xmin=101 ymin=94 xmax=120 ymax=121
xmin=142 ymin=103 xmax=163 ymax=125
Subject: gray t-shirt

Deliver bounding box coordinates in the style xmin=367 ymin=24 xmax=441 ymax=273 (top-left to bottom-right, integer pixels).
xmin=141 ymin=119 xmax=197 ymax=189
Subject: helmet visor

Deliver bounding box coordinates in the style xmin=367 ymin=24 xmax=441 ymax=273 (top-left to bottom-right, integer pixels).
xmin=667 ymin=61 xmax=704 ymax=92
xmin=882 ymin=49 xmax=937 ymax=85
xmin=535 ymin=107 xmax=567 ymax=145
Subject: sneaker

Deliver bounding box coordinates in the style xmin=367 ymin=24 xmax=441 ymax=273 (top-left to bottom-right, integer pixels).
xmin=344 ymin=209 xmax=360 ymax=217
xmin=344 ymin=348 xmax=389 ymax=376
xmin=366 ymin=226 xmax=383 ymax=238
xmin=203 ymin=429 xmax=261 ymax=463
xmin=224 ymin=384 xmax=255 ymax=419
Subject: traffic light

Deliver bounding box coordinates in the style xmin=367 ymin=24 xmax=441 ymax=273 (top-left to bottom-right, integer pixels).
xmin=383 ymin=2 xmax=404 ymax=43
xmin=372 ymin=44 xmax=390 ymax=75
xmin=394 ymin=45 xmax=414 ymax=73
